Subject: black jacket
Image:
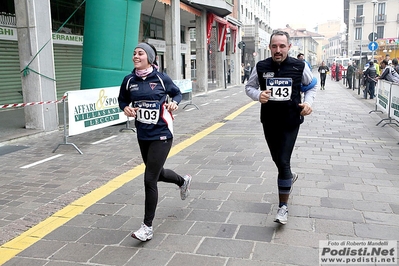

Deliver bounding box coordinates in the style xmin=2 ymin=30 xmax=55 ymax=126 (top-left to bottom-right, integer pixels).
xmin=256 ymin=57 xmax=304 ymax=128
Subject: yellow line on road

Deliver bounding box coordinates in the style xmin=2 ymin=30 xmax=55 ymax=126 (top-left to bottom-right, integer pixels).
xmin=224 ymin=101 xmax=257 ymax=120
xmin=0 ymin=101 xmax=256 ymax=264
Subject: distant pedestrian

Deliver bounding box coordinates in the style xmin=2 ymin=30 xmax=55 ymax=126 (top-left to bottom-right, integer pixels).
xmin=241 ymin=63 xmax=245 ymax=83
xmin=118 ymin=42 xmax=192 ymax=242
xmin=346 ymin=61 xmax=355 ymax=89
xmin=245 ymin=30 xmax=316 ymax=225
xmin=317 ymin=61 xmax=329 ymax=90
xmin=242 ymin=63 xmax=251 ymax=83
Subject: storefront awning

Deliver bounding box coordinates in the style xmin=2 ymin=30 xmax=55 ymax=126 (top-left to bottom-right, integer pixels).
xmin=207 ymin=13 xmax=238 ymax=53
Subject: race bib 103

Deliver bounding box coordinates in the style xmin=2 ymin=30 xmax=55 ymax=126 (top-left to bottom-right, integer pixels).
xmin=134 ymin=100 xmax=160 ymax=124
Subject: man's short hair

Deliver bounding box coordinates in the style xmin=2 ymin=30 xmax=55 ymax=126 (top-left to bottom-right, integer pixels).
xmin=270 ymin=30 xmax=290 ymax=44
xmin=381 ymin=59 xmax=389 ymax=65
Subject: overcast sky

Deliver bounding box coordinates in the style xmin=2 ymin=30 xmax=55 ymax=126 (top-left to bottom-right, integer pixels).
xmin=270 ymin=0 xmax=344 ymax=30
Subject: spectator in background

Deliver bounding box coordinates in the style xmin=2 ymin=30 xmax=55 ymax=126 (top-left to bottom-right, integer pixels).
xmin=331 ymin=62 xmax=336 ymax=80
xmin=346 ymin=61 xmax=355 ymax=89
xmin=374 ymin=59 xmax=380 ymax=76
xmin=335 ymin=62 xmax=343 ymax=81
xmin=363 ymin=61 xmax=377 ymax=99
xmin=392 ymin=58 xmax=399 ymax=73
xmin=378 ymin=59 xmax=399 ymax=83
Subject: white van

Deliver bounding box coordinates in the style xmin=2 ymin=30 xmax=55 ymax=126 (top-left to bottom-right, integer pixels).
xmin=334 ymin=57 xmax=351 ymax=71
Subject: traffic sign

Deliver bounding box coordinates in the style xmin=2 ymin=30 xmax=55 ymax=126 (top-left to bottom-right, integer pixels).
xmin=368 ymin=41 xmax=378 ymax=51
xmin=368 ymin=32 xmax=378 ymax=42
xmin=238 ymin=41 xmax=246 ymax=49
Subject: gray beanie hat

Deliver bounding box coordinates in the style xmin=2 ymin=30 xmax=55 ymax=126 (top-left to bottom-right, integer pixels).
xmin=136 ymin=42 xmax=155 ymax=64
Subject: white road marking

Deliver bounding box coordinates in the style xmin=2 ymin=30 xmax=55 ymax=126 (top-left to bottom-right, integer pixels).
xmin=91 ymin=135 xmax=117 ymax=145
xmin=20 ymin=154 xmax=64 ymax=169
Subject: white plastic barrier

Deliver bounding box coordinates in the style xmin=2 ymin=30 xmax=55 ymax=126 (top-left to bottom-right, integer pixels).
xmin=374 ymin=80 xmax=399 ymax=127
xmin=389 ymin=82 xmax=399 ymax=124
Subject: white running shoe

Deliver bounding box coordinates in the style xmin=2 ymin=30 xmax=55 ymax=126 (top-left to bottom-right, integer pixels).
xmin=290 ymin=172 xmax=298 ymax=193
xmin=180 ymin=174 xmax=192 ymax=200
xmin=274 ymin=205 xmax=288 ymax=225
xmin=131 ymin=223 xmax=153 ymax=241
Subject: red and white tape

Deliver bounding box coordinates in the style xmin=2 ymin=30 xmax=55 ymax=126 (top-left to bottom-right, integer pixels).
xmin=0 ymin=95 xmax=67 ymax=109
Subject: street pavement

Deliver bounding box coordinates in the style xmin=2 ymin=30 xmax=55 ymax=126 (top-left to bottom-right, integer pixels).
xmin=0 ymin=76 xmax=398 ymax=266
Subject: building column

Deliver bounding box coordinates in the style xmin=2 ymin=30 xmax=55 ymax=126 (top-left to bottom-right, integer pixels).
xmin=215 ymin=25 xmax=226 ymax=88
xmin=81 ymin=0 xmax=143 ymax=89
xmin=15 ymin=0 xmax=58 ymax=131
xmin=165 ymin=0 xmax=181 ymax=79
xmin=231 ymin=28 xmax=240 ymax=85
xmin=254 ymin=17 xmax=260 ymax=63
xmin=195 ymin=13 xmax=208 ymax=93
xmin=184 ymin=27 xmax=191 ymax=80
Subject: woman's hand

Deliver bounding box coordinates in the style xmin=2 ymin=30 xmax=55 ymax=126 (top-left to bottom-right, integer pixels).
xmin=124 ymin=106 xmax=138 ymax=117
xmin=166 ymin=101 xmax=179 ymax=112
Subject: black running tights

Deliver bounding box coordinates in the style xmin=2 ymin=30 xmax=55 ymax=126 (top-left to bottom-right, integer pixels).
xmin=138 ymin=139 xmax=184 ymax=227
xmin=262 ymin=124 xmax=300 ymax=194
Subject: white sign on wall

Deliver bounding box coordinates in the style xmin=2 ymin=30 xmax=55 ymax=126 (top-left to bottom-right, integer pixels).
xmin=0 ymin=26 xmax=83 ymax=45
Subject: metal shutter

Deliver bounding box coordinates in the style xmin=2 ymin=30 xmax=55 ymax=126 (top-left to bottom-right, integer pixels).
xmin=0 ymin=40 xmax=22 ymax=105
xmin=53 ymin=44 xmax=82 ymax=99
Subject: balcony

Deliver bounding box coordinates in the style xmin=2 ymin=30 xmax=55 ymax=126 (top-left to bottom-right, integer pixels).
xmin=375 ymin=14 xmax=386 ymax=24
xmin=0 ymin=12 xmax=16 ymax=27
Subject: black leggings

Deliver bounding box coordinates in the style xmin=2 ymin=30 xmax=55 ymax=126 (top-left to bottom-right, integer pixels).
xmin=138 ymin=139 xmax=184 ymax=227
xmin=320 ymin=74 xmax=326 ymax=87
xmin=262 ymin=124 xmax=300 ymax=194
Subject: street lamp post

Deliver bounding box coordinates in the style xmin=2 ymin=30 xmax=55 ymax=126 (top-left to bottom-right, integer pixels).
xmin=359 ymin=15 xmax=365 ymax=69
xmin=371 ymin=0 xmax=378 ymax=62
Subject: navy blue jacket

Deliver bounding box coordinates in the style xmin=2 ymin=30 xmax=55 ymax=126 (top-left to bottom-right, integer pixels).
xmin=118 ymin=69 xmax=182 ymax=140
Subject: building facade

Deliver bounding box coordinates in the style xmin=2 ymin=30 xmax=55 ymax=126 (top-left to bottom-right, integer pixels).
xmin=0 ymin=0 xmax=245 ymax=131
xmin=345 ymin=0 xmax=399 ymax=68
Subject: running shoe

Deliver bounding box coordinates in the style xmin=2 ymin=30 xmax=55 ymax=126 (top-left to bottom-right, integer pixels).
xmin=290 ymin=172 xmax=298 ymax=193
xmin=180 ymin=174 xmax=192 ymax=200
xmin=274 ymin=205 xmax=288 ymax=225
xmin=131 ymin=223 xmax=153 ymax=241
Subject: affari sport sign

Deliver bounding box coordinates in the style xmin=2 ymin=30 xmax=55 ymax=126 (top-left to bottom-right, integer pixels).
xmin=319 ymin=240 xmax=397 ymax=265
xmin=67 ymin=87 xmax=125 ymax=136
